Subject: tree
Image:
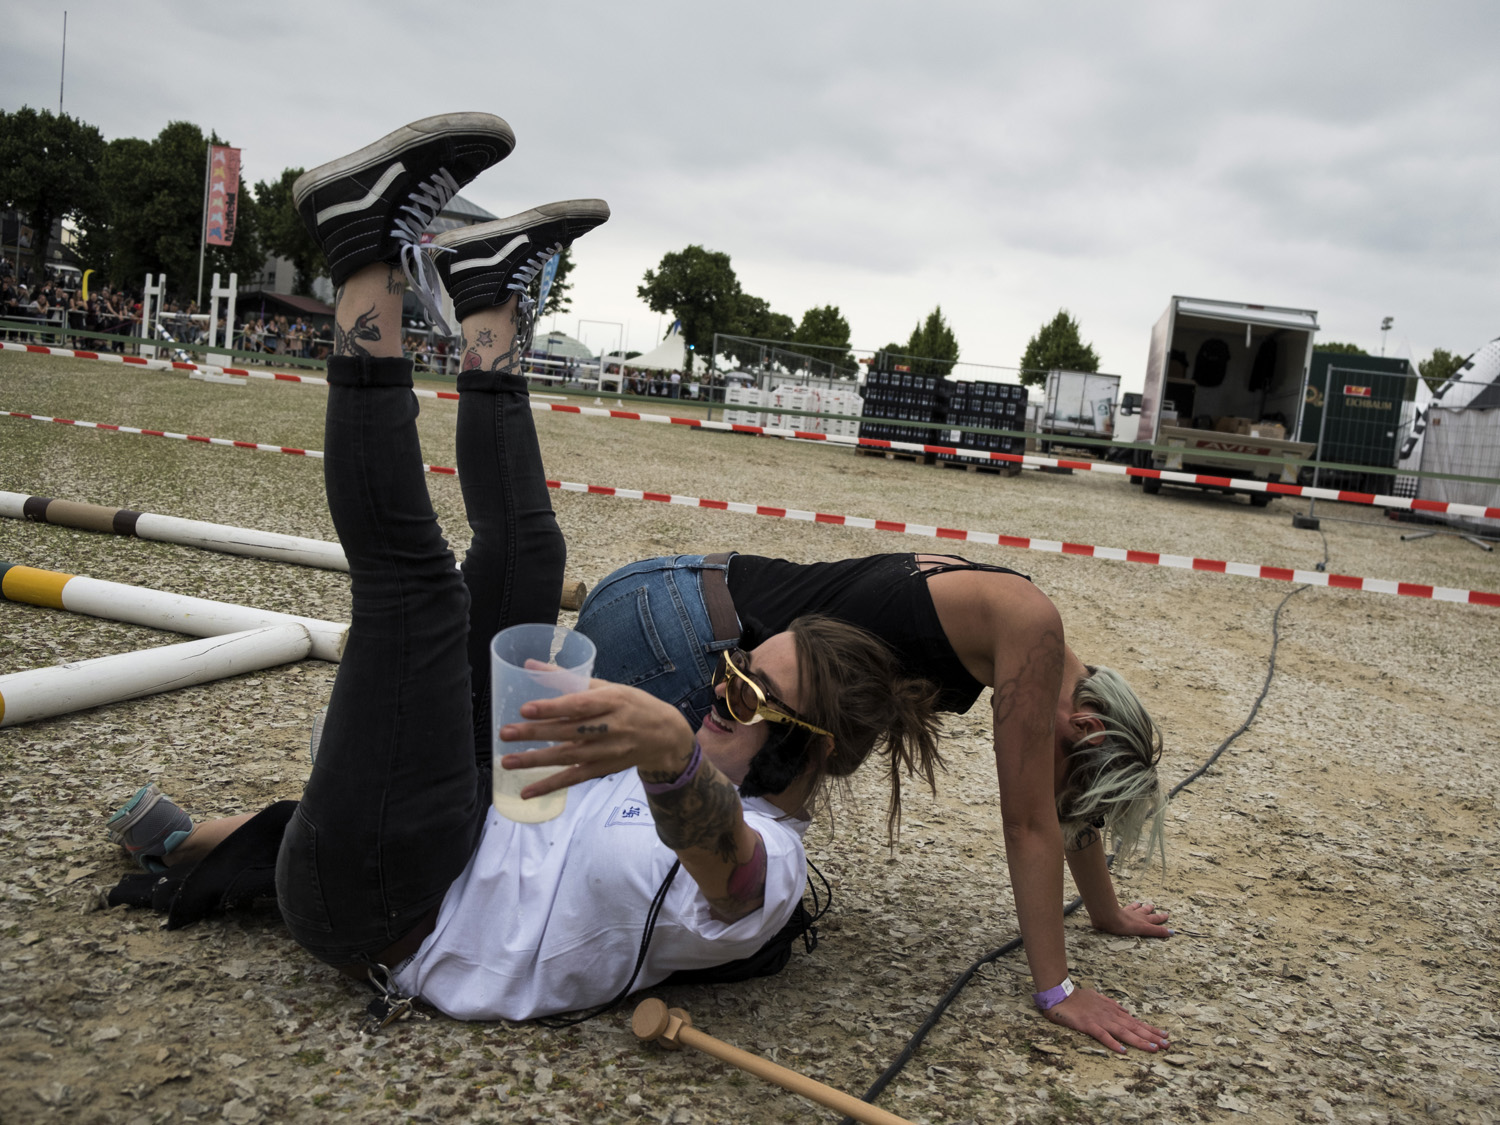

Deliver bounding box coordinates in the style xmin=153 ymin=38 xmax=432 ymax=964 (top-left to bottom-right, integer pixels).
xmin=873 ymin=342 xmax=908 ymax=372
xmin=734 ymin=293 xmax=796 ymax=343
xmin=89 ymin=121 xmax=262 ymax=301
xmin=793 ymin=304 xmax=855 ymax=370
xmin=254 ymin=168 xmax=322 ymax=296
xmin=1317 ymin=341 xmax=1368 ymax=355
xmin=638 ymin=245 xmax=745 ymax=360
xmin=0 ymin=106 xmax=105 ymax=273
xmin=1018 ymin=309 xmax=1098 ymax=388
xmin=906 ymin=306 xmax=960 ymax=377
xmin=1419 ymin=347 xmax=1466 ymax=393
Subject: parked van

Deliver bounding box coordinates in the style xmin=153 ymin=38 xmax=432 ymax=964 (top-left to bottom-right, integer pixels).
xmin=1130 ymin=296 xmax=1319 ymax=505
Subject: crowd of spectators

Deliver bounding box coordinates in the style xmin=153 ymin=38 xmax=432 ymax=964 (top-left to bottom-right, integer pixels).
xmin=3 ymin=261 xmax=722 ymax=398
xmin=0 ymin=260 xmax=342 ymax=361
xmin=617 ymin=369 xmax=704 ymax=399
xmin=2 ymin=260 xmax=142 ymax=348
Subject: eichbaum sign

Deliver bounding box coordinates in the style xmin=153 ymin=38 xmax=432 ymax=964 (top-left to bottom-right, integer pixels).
xmin=206 ymin=146 xmax=241 ymax=248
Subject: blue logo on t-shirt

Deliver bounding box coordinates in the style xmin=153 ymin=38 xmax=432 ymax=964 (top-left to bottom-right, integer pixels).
xmin=605 ymin=798 xmax=654 ymax=827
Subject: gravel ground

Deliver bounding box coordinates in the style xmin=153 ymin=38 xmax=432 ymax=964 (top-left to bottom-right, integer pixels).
xmin=1 ymin=351 xmax=1497 ymax=1125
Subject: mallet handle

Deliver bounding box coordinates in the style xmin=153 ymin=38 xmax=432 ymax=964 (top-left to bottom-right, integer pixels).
xmin=675 ymin=1025 xmax=914 ymax=1125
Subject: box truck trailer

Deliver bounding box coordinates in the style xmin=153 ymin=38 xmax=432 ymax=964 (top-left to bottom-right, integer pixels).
xmin=1131 ymin=296 xmax=1319 ymax=505
xmin=1040 ymin=369 xmax=1121 ymax=443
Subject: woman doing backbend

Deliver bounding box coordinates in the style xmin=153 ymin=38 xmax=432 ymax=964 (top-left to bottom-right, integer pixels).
xmin=577 ymin=550 xmax=1172 ymax=1054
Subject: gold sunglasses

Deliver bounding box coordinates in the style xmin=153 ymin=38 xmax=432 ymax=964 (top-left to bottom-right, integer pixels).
xmin=712 ymin=649 xmax=833 ymax=739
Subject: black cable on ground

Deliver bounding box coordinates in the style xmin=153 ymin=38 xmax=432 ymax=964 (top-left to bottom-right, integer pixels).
xmin=838 ymin=584 xmax=1309 ymax=1123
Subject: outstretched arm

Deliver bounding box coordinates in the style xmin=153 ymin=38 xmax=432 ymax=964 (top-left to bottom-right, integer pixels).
xmin=1066 ymin=835 xmax=1172 ymax=937
xmin=501 ymin=684 xmax=768 ymax=922
xmin=958 ymin=579 xmax=1169 ymax=1053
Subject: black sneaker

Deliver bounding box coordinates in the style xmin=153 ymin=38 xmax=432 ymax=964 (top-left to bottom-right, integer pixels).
xmin=292 ymin=113 xmax=516 ymax=292
xmin=431 ymin=200 xmax=610 ymax=324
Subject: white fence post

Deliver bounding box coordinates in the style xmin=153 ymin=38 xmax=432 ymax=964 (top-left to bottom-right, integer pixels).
xmin=140 ymin=272 xmax=167 ymax=359
xmin=207 ymin=271 xmax=239 ymax=370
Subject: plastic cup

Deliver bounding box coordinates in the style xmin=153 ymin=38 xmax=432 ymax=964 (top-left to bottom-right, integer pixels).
xmin=490 ymin=624 xmax=596 ymax=823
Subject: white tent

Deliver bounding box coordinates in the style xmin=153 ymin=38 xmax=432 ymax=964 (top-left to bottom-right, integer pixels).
xmin=621 ymin=331 xmax=699 ymax=374
xmin=1413 ymin=336 xmax=1500 ymax=534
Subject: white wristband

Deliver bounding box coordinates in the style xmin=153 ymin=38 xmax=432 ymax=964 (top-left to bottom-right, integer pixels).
xmin=1032 ymin=975 xmax=1075 ymax=1011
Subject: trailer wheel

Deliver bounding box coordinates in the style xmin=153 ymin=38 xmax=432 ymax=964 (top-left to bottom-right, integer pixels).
xmin=1249 ymin=492 xmax=1272 ymax=508
xmin=1142 ymin=476 xmax=1161 ymax=495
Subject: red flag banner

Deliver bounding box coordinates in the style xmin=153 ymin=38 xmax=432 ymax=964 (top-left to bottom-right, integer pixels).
xmin=206 ymin=146 xmax=242 ymax=247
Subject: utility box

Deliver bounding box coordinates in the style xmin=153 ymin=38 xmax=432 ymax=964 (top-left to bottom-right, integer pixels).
xmin=1134 ymin=296 xmax=1319 ymax=505
xmin=1301 ymin=353 xmax=1413 ymax=494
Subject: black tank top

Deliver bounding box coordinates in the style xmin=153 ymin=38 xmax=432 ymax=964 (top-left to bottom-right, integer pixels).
xmin=724 ymin=553 xmax=1027 ymax=714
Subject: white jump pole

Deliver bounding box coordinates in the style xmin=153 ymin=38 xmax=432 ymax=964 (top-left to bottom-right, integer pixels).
xmin=0 ymin=492 xmax=349 ymax=572
xmin=0 ymin=624 xmax=311 ymax=727
xmin=0 ymin=562 xmax=348 ymax=662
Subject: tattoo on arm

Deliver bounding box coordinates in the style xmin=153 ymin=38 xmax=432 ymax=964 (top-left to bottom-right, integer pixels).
xmin=719 ymin=834 xmax=767 ymax=919
xmin=990 ymin=626 xmax=1065 ymax=738
xmin=333 ymin=305 xmax=382 ymax=358
xmin=646 ymin=759 xmax=742 ymax=865
xmin=1068 ymin=825 xmax=1100 ymax=853
xmin=646 ymin=761 xmax=767 ymax=920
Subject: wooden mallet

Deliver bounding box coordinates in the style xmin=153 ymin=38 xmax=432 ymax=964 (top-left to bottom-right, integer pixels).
xmin=632 ymin=998 xmax=915 ymax=1125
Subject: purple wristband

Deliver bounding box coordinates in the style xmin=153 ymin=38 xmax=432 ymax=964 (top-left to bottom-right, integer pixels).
xmin=1033 ymin=975 xmax=1075 ymax=1011
xmin=641 ymin=740 xmax=703 ymax=795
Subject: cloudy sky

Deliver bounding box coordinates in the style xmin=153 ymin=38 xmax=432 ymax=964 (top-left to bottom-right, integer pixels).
xmin=6 ymin=1 xmax=1498 ymax=387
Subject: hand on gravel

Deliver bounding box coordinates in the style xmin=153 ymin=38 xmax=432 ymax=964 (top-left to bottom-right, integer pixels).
xmin=1044 ymin=987 xmax=1170 ymax=1054
xmin=1092 ymin=899 xmax=1173 ymax=939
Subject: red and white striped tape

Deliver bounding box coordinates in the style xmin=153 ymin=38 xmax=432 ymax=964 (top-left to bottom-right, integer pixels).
xmin=4 ymin=407 xmax=1495 ymax=608
xmin=7 ymin=339 xmax=1498 ymax=521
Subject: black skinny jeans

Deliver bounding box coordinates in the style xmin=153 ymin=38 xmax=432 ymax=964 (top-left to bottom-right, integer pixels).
xmin=275 ymin=355 xmax=565 ymax=966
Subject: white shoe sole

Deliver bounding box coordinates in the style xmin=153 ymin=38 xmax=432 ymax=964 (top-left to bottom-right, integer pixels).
xmin=291 ymin=112 xmax=515 ymax=210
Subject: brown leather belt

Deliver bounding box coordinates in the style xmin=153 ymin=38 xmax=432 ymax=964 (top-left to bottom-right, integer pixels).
xmin=700 ymin=553 xmax=741 ymax=643
xmin=336 ymin=903 xmax=441 ymax=981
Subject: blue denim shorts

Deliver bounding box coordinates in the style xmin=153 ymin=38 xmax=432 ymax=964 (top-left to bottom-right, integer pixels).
xmin=575 ymin=555 xmax=739 ymax=729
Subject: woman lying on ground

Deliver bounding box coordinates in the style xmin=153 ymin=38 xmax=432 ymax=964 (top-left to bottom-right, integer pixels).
xmin=575 ymin=552 xmax=1173 ymax=1054
xmin=104 ymin=114 xmax=943 ymax=1023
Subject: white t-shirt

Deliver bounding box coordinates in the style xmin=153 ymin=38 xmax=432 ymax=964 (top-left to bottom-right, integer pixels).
xmin=392 ymin=771 xmax=808 ymax=1021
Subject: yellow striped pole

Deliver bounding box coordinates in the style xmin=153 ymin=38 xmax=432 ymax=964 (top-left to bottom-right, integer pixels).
xmin=0 ymin=562 xmax=347 ymax=661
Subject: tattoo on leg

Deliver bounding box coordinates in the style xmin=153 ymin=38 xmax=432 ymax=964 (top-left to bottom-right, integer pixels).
xmin=334 ymin=306 xmax=382 ymax=358
xmin=486 ymin=334 xmax=524 ymax=374
xmin=476 ymin=328 xmax=495 ymax=348
xmin=384 ymin=266 xmax=405 ymax=295
xmin=462 ymin=348 xmax=482 ymax=371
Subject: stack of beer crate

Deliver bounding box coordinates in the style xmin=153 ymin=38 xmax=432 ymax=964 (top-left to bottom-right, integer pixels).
xmin=723 ymin=384 xmax=765 ymax=427
xmin=819 ymin=387 xmax=865 ymax=438
xmin=859 ymin=370 xmax=945 ymax=448
xmin=935 ymin=381 xmax=1030 ymax=467
xmin=765 ymin=385 xmax=818 ymax=431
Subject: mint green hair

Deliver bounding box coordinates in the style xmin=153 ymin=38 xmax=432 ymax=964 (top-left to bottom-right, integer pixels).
xmin=1056 ymin=665 xmax=1167 ymax=866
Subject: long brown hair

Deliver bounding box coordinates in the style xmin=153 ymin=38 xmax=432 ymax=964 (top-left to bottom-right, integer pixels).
xmin=782 ymin=614 xmax=944 ymax=844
